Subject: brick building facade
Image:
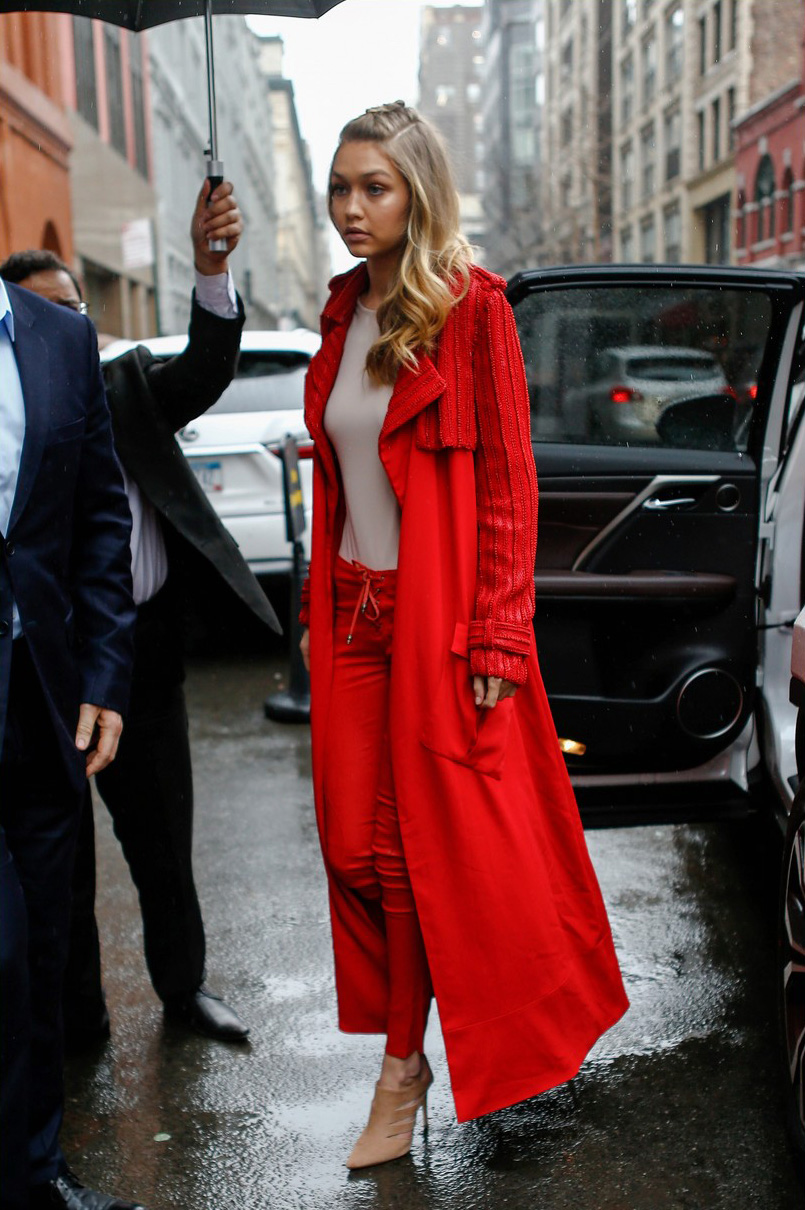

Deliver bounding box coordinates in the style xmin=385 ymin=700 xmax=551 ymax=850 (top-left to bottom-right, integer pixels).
xmin=733 ymin=7 xmax=805 ymax=269
xmin=0 ymin=11 xmax=73 ymax=262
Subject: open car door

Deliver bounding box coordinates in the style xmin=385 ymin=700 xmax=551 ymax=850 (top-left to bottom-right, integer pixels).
xmin=508 ymin=265 xmax=805 ymax=824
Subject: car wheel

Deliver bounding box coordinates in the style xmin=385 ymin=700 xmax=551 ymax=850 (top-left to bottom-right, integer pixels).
xmin=779 ymin=786 xmax=805 ymax=1163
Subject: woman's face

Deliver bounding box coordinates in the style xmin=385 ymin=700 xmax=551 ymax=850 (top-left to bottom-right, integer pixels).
xmin=329 ymin=141 xmax=410 ymax=262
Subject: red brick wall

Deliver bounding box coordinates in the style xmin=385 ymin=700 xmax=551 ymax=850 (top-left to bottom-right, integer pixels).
xmin=748 ymin=0 xmax=805 ymax=107
xmin=0 ymin=13 xmax=73 ymax=261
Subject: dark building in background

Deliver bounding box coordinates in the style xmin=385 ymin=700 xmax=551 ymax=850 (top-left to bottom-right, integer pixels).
xmin=480 ymin=0 xmax=542 ymax=275
xmin=418 ymin=4 xmax=486 ymax=256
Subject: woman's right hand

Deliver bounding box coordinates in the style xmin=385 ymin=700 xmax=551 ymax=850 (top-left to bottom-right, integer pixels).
xmin=300 ymin=627 xmax=310 ymax=672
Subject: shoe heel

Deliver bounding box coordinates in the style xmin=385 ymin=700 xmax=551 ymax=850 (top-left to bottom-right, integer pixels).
xmin=421 ymin=1091 xmax=429 ymax=1135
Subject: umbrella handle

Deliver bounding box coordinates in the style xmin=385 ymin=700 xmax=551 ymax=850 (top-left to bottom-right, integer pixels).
xmin=206 ymin=156 xmax=228 ymax=254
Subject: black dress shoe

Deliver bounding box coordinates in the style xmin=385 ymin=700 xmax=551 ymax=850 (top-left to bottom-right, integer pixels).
xmin=163 ymin=986 xmax=250 ymax=1042
xmin=30 ymin=1169 xmax=146 ymax=1210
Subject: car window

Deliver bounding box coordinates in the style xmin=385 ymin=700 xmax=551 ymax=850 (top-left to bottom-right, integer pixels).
xmin=624 ymin=355 xmax=720 ymax=382
xmin=514 ymin=285 xmax=773 ymax=452
xmin=208 ymin=351 xmax=311 ymax=414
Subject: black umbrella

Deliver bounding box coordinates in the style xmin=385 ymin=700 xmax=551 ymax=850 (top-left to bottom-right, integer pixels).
xmin=0 ymin=0 xmax=345 ymax=247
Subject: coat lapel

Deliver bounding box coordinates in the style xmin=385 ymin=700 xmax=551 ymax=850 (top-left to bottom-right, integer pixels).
xmin=305 ymin=262 xmax=446 ymax=464
xmin=380 ymin=354 xmax=445 ymax=441
xmin=8 ymin=290 xmax=50 ymax=533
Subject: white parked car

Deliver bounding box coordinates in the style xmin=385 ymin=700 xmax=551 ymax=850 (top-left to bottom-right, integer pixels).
xmin=100 ymin=328 xmax=320 ymax=576
xmin=571 ymin=344 xmax=730 ymax=443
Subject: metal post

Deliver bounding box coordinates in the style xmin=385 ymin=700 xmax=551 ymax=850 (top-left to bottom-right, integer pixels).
xmin=265 ymin=434 xmax=310 ymax=723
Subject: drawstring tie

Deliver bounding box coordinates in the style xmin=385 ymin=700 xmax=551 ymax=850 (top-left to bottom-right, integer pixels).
xmin=346 ymin=562 xmax=385 ymax=645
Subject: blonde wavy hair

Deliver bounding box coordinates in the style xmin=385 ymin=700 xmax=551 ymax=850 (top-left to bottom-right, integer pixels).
xmin=330 ymin=101 xmax=473 ymax=386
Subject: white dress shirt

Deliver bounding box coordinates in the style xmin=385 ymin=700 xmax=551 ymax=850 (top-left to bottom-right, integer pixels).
xmin=125 ymin=269 xmax=238 ymax=605
xmin=0 ymin=278 xmax=27 ymax=637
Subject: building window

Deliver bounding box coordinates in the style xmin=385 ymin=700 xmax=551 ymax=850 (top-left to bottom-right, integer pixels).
xmin=699 ymin=15 xmax=707 ymax=75
xmin=642 ymin=31 xmax=657 ymax=105
xmin=729 ymin=0 xmax=737 ymax=49
xmin=104 ymin=25 xmax=126 ymax=157
xmin=697 ymin=109 xmax=706 ymax=171
xmin=623 ymin=0 xmax=637 ymax=33
xmin=561 ymin=38 xmax=574 ymax=82
xmin=621 ymin=225 xmax=634 ymax=261
xmin=755 ymin=154 xmax=776 ymax=242
xmin=783 ymin=167 xmax=795 ymax=234
xmin=664 ymin=204 xmax=681 ymax=261
xmin=129 ymin=34 xmax=148 ymax=178
xmin=736 ymin=188 xmax=746 ymax=248
xmin=621 ymin=53 xmax=634 ymax=124
xmin=712 ymin=96 xmax=721 ymax=163
xmin=704 ymin=193 xmax=731 ymax=262
xmin=621 ymin=141 xmax=634 ymax=210
xmin=713 ymin=0 xmax=722 ymax=63
xmin=73 ymin=16 xmax=97 ymax=129
xmin=641 ymin=123 xmax=656 ymax=200
xmin=435 ymin=85 xmax=455 ymax=108
xmin=640 ymin=214 xmax=656 ymax=262
xmin=561 ymin=107 xmax=573 ymax=146
xmin=664 ymin=108 xmax=681 ymax=181
xmin=561 ymin=172 xmax=572 ymax=210
xmin=727 ymin=87 xmax=736 ymax=151
xmin=665 ymin=6 xmax=684 ymax=83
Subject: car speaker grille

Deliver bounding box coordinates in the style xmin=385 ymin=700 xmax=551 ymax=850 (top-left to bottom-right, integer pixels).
xmin=676 ymin=668 xmax=743 ymax=740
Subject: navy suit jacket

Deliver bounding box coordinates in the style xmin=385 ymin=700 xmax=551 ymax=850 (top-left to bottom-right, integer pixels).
xmin=0 ymin=283 xmax=135 ymax=790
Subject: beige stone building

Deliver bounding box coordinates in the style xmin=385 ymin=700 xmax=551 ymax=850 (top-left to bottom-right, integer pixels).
xmin=611 ymin=0 xmax=802 ymax=265
xmin=257 ymin=35 xmax=328 ymax=332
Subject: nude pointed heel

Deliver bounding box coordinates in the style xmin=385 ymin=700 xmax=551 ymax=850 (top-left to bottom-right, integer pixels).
xmin=346 ymin=1056 xmax=433 ymax=1170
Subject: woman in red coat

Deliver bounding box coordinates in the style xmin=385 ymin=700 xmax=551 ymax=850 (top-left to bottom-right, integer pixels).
xmin=299 ymin=102 xmax=628 ymax=1169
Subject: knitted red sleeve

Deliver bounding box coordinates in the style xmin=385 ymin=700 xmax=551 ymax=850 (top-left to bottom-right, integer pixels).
xmin=469 ymin=287 xmax=538 ymax=686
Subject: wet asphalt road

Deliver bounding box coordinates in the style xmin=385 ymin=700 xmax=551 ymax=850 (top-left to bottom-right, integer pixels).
xmin=61 ymin=650 xmax=805 ymax=1210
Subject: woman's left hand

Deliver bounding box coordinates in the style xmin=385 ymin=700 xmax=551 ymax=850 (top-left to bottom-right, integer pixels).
xmin=473 ymin=676 xmax=518 ymax=709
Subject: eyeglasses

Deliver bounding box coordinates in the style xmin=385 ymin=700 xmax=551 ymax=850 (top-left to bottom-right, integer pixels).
xmin=60 ymin=299 xmax=89 ymax=316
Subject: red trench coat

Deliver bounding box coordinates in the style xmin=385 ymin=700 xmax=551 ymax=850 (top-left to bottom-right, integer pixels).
xmin=302 ymin=263 xmax=628 ymax=1122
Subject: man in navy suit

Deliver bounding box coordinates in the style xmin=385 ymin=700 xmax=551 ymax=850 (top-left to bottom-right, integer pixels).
xmin=0 ymin=279 xmax=141 ymax=1209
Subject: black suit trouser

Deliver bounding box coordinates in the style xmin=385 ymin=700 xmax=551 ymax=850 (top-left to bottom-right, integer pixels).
xmin=63 ymin=587 xmax=205 ymax=1016
xmin=0 ymin=640 xmax=81 ymax=1203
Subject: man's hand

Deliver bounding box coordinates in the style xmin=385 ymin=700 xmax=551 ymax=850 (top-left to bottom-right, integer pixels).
xmin=191 ymin=179 xmax=243 ymax=275
xmin=75 ymin=704 xmax=124 ymax=778
xmin=473 ymin=676 xmax=518 ymax=709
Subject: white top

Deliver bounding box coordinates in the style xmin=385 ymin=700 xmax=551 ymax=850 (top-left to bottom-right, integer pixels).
xmin=126 ymin=269 xmax=238 ymax=605
xmin=0 ymin=278 xmax=25 ymax=637
xmin=324 ymin=301 xmax=399 ymax=571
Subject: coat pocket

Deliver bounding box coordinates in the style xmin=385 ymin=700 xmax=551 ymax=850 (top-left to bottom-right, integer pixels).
xmin=45 ymin=417 xmax=85 ymax=446
xmin=420 ymin=622 xmax=514 ymax=780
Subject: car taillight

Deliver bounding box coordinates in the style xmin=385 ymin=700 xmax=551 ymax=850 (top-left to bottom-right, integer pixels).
xmin=748 ymin=383 xmax=758 ymax=400
xmin=722 ymin=384 xmax=739 ymax=399
xmin=610 ymin=385 xmax=642 ymax=404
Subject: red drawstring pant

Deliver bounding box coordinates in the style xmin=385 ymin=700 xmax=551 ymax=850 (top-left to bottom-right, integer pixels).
xmin=322 ymin=557 xmax=432 ymax=1058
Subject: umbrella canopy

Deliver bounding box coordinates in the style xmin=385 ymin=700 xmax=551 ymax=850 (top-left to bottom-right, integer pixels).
xmin=0 ymin=1 xmax=344 ymax=28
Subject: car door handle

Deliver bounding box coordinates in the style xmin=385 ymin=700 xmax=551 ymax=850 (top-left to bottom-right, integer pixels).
xmin=642 ymin=496 xmax=697 ymax=511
